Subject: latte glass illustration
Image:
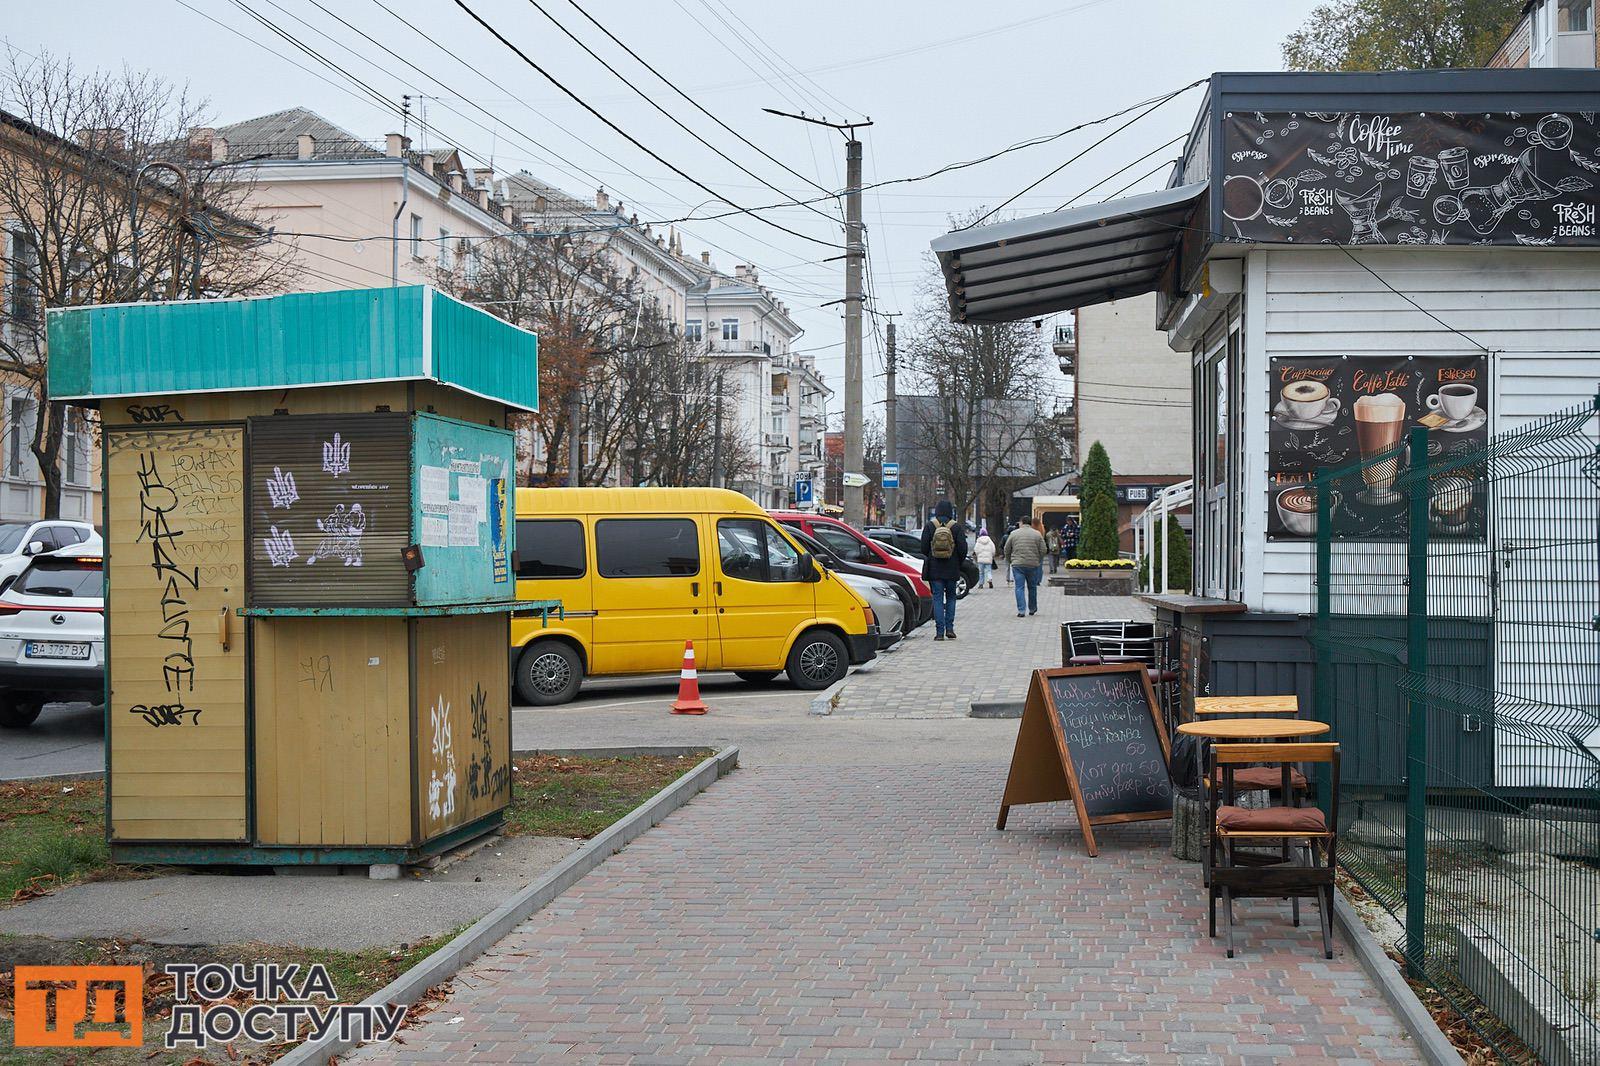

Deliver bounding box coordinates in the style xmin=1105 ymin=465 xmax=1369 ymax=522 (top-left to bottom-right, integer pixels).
xmin=1430 ymin=476 xmax=1476 ymax=532
xmin=1438 ymin=148 xmax=1470 ymax=190
xmin=1426 ymin=383 xmax=1477 ymax=422
xmin=1283 ymin=380 xmax=1331 ymax=420
xmin=1406 ymin=156 xmax=1439 ymax=199
xmin=1354 ymin=393 xmax=1407 ymax=504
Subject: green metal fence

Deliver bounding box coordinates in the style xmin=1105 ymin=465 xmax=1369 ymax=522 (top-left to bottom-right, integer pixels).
xmin=1313 ymin=393 xmax=1600 ymax=1065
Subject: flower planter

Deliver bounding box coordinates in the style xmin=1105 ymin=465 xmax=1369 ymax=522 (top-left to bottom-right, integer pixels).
xmin=1061 ymin=569 xmax=1136 ymax=596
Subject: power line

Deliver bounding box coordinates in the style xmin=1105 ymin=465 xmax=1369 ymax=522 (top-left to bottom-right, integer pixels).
xmin=1057 ymin=133 xmax=1186 ymax=210
xmin=451 ymin=0 xmax=844 ymax=250
xmin=1097 ymin=158 xmax=1180 ymax=203
xmin=701 ymin=0 xmax=855 ymax=118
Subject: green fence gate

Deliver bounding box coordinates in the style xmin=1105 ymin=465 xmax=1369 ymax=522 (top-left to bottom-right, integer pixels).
xmin=1313 ymin=393 xmax=1600 ymax=1064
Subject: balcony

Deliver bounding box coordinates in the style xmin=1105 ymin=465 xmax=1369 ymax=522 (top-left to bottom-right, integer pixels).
xmin=763 ymin=432 xmax=792 ymax=451
xmin=706 ymin=339 xmax=768 ymax=355
xmin=1052 ymin=322 xmax=1076 ymax=375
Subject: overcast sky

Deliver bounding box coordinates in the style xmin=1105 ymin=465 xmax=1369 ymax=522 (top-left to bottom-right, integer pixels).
xmin=10 ymin=0 xmax=1320 ymax=415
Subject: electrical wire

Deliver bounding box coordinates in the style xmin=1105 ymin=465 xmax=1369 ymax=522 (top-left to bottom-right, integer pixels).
xmin=1098 ymin=158 xmax=1181 ymax=202
xmin=451 ymin=0 xmax=844 ymax=250
xmin=1057 ymin=133 xmax=1186 ymax=210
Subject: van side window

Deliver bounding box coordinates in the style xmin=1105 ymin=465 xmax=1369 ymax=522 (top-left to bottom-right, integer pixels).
xmin=718 ymin=519 xmax=802 ymax=583
xmin=595 ymin=518 xmax=699 ymax=578
xmin=813 ymin=525 xmax=869 ymax=563
xmin=515 ymin=519 xmax=586 ymax=579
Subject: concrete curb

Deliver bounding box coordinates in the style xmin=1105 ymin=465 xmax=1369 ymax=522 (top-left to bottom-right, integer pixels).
xmin=515 ymin=745 xmax=716 ymax=760
xmin=1333 ymin=889 xmax=1465 ymax=1066
xmin=279 ymin=746 xmax=740 ymax=1066
xmin=809 ymin=677 xmax=848 ymax=716
xmin=0 ymin=768 xmax=106 ymax=784
xmin=968 ymin=701 xmax=1024 ymax=719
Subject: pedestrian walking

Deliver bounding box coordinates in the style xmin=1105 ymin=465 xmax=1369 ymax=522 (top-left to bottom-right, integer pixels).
xmin=919 ymin=499 xmax=968 ymax=641
xmin=1046 ymin=525 xmax=1062 ymax=574
xmin=973 ymin=526 xmax=997 ymax=589
xmin=1004 ymin=517 xmax=1047 ymax=618
xmin=1062 ymin=516 xmax=1080 ymax=561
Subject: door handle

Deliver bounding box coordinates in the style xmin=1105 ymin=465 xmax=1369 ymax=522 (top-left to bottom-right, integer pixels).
xmin=716 ymin=581 xmax=723 ymax=596
xmin=691 ymin=581 xmax=699 ymax=596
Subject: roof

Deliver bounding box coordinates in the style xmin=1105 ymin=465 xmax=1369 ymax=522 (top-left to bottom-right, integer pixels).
xmin=930 ymin=183 xmax=1204 ymax=324
xmin=217 ymin=107 xmax=381 ymax=159
xmin=514 ymin=486 xmax=764 ymax=516
xmin=46 ymin=286 xmax=539 ymax=412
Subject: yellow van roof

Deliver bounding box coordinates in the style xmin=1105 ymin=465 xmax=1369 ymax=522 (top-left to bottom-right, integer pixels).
xmin=515 ymin=486 xmax=768 ymax=516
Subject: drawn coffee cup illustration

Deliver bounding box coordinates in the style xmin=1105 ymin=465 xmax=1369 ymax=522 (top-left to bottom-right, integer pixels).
xmin=1223 ymin=174 xmax=1265 ymax=222
xmin=1437 ymin=147 xmax=1471 ymax=190
xmin=1354 ymin=392 xmax=1407 ymax=505
xmin=1426 ymin=383 xmax=1478 ymax=422
xmin=1433 ymin=195 xmax=1466 ymax=225
xmin=1275 ymin=484 xmax=1339 ymax=537
xmin=1264 ymin=177 xmax=1297 ymax=210
xmin=1530 ymin=114 xmax=1574 ymax=153
xmin=1406 ymin=156 xmax=1439 ymax=199
xmin=1430 ymin=476 xmax=1474 ymax=519
xmin=1282 ymin=380 xmax=1335 ymax=421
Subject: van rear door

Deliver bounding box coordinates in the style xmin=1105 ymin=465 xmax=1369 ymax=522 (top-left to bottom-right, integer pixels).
xmin=711 ymin=518 xmax=815 ymax=669
xmin=589 ymin=515 xmax=711 ymax=675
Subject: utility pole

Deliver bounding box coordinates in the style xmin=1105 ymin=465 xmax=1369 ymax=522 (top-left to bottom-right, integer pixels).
xmin=884 ymin=318 xmax=898 ymax=527
xmin=764 ymin=109 xmax=872 ymax=527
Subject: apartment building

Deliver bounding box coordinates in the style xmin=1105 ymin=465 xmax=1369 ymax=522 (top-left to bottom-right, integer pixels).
xmin=1489 ymin=0 xmax=1596 ymax=67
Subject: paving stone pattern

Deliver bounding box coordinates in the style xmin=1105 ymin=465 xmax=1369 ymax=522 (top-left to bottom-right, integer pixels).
xmin=359 ymin=765 xmax=1419 ymax=1064
xmin=833 ymin=585 xmax=1151 ymax=717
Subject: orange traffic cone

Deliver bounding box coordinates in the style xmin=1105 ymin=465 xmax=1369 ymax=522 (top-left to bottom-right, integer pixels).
xmin=671 ymin=640 xmax=708 ymax=715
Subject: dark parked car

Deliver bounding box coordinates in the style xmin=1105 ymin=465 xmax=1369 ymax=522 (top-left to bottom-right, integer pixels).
xmin=865 ymin=526 xmax=981 ymax=599
xmin=784 ymin=525 xmax=929 ymax=631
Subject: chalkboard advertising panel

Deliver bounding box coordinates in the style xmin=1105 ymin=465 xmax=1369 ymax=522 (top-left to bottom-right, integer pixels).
xmin=411 ymin=413 xmax=516 ymax=606
xmin=1266 ymin=355 xmax=1488 ymax=541
xmin=996 ymin=664 xmax=1172 ymax=856
xmin=248 ymin=413 xmax=413 ymax=606
xmin=1222 ymin=111 xmax=1599 ymax=246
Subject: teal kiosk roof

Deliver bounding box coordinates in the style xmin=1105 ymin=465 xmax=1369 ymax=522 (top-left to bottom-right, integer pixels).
xmin=46 ymin=285 xmax=538 ymax=412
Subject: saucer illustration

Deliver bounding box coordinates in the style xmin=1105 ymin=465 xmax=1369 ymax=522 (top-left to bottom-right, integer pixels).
xmin=1272 ymin=396 xmax=1341 ymax=430
xmin=1436 ymin=406 xmax=1487 ymax=433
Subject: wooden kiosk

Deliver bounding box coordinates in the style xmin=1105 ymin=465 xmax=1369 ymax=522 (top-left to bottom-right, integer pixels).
xmin=47 ymin=286 xmax=541 ymax=866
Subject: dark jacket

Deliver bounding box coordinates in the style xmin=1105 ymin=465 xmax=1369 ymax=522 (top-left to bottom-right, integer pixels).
xmin=919 ymin=517 xmax=968 ymax=581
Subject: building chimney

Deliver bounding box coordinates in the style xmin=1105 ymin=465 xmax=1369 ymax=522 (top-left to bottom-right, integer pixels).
xmin=472 ymin=167 xmax=495 ymax=189
xmin=534 ymin=194 xmax=547 ymax=213
xmin=477 ymin=187 xmax=492 ymax=209
xmin=734 ymin=264 xmax=750 ymax=282
xmin=74 ymin=128 xmax=126 ymax=152
xmin=211 ymin=136 xmax=229 ymax=163
xmin=596 ymin=187 xmax=609 ymax=210
xmin=701 ymin=251 xmax=711 ymax=265
xmin=186 ymin=127 xmax=215 ymax=161
xmin=449 ymin=172 xmax=464 ymax=194
xmin=296 ymin=134 xmax=316 ymax=160
xmin=385 ymin=132 xmax=410 ymax=157
xmin=420 ymin=154 xmax=436 ymax=176
xmin=502 ymin=204 xmax=516 ymax=225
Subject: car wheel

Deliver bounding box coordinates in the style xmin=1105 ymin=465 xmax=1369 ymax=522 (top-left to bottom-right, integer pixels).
xmin=0 ymin=694 xmax=43 ymax=729
xmin=955 ymin=574 xmax=970 ymax=599
xmin=735 ymin=670 xmax=779 ymax=684
xmin=514 ymin=641 xmax=583 ymax=706
xmin=786 ymin=630 xmax=848 ymax=690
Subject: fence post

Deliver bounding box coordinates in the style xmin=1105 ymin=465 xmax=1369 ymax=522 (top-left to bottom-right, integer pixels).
xmin=1313 ymin=470 xmax=1333 ymax=818
xmin=1405 ymin=426 xmax=1430 ymax=978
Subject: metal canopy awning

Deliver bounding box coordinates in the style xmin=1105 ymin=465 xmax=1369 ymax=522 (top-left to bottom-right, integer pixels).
xmin=930 ymin=182 xmax=1204 ymax=324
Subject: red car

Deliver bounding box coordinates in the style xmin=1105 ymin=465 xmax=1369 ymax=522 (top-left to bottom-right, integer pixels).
xmin=770 ymin=511 xmax=934 ymax=628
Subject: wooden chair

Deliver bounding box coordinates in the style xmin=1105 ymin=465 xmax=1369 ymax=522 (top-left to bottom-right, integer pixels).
xmin=1206 ymin=742 xmax=1340 ymax=959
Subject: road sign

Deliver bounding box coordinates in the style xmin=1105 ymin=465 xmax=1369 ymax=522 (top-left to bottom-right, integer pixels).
xmin=882 ymin=462 xmax=899 ymax=489
xmin=795 ymin=478 xmax=814 ymax=505
xmin=843 ymin=472 xmax=869 ymax=488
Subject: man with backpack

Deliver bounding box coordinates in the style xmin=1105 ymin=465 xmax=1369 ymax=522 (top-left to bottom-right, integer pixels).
xmin=919 ymin=499 xmax=968 ymax=641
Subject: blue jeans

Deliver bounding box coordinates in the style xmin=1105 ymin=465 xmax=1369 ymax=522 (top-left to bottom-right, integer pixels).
xmin=1012 ymin=565 xmax=1042 ymax=614
xmin=929 ymin=579 xmax=958 ymax=634
xmin=977 ymin=561 xmax=993 ymax=586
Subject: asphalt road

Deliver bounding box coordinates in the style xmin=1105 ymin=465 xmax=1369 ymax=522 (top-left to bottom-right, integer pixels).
xmin=0 ymin=700 xmax=103 ymax=780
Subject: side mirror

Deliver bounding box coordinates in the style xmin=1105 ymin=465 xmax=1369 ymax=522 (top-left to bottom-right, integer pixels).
xmin=25 ymin=541 xmax=44 ymax=556
xmin=799 ymin=553 xmax=821 ymax=582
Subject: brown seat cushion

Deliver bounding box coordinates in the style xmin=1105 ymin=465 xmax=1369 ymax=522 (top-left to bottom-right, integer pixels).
xmin=1215 ymin=805 xmax=1328 ymax=834
xmin=1228 ymin=767 xmax=1308 ymax=791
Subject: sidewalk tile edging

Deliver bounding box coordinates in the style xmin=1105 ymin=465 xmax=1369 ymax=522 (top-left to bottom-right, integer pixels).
xmin=278 ymin=745 xmax=740 ymax=1066
xmin=1334 ymin=888 xmax=1466 ymax=1066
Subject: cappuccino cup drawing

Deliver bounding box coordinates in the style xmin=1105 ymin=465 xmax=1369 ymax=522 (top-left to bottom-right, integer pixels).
xmin=1283 ymin=379 xmax=1333 ymax=420
xmin=1430 ymin=476 xmax=1474 ymax=518
xmin=1426 ymin=383 xmax=1478 ymax=422
xmin=1355 ymin=392 xmax=1407 ymax=505
xmin=1275 ymin=485 xmax=1338 ymax=537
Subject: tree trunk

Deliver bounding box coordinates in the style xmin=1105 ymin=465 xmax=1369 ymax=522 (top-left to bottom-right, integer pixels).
xmin=31 ymin=399 xmax=64 ymax=520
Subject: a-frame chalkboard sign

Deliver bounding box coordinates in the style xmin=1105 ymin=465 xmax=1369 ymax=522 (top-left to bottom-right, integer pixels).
xmin=996 ymin=663 xmax=1173 ymax=856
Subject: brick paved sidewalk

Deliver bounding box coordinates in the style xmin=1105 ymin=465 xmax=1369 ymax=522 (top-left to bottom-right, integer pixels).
xmin=832 ymin=584 xmax=1152 ymax=717
xmin=359 ymin=765 xmax=1419 ymax=1064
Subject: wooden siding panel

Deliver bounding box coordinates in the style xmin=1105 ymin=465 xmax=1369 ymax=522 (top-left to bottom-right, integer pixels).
xmin=414 ymin=614 xmax=510 ymax=842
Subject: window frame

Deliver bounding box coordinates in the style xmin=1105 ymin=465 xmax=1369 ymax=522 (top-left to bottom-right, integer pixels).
xmin=717 ymin=518 xmax=803 ymax=584
xmin=409 ymin=213 xmax=424 ymax=260
xmin=7 ymin=393 xmax=31 ymax=480
xmin=684 ymin=319 xmax=703 ymax=343
xmin=721 ymin=318 xmax=739 ymax=341
xmin=594 ymin=517 xmax=701 ymax=579
xmin=513 ymin=518 xmax=587 ymax=581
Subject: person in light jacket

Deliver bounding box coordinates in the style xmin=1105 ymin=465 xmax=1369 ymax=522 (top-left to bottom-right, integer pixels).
xmin=1004 ymin=518 xmax=1048 ymax=617
xmin=972 ymin=527 xmax=997 ymax=589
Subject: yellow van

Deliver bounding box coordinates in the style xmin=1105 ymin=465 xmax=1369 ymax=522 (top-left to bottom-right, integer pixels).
xmin=510 ymin=487 xmax=878 ymax=705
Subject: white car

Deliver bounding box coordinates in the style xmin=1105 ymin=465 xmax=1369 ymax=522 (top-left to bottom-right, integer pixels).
xmin=0 ymin=519 xmax=98 ymax=594
xmin=0 ymin=545 xmax=104 ymax=729
xmin=836 ymin=571 xmax=905 ymax=650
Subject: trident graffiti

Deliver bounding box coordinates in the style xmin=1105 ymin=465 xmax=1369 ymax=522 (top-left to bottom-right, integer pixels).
xmin=322 ymin=433 xmax=351 ymax=477
xmin=264 ymin=526 xmax=297 ymax=567
xmin=265 ymin=466 xmax=299 ymax=509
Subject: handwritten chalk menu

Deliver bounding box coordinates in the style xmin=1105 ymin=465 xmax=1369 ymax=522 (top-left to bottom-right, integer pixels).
xmin=248 ymin=412 xmax=413 ymax=606
xmin=1222 ymin=111 xmax=1599 ymax=247
xmin=996 ymin=665 xmax=1171 ymax=856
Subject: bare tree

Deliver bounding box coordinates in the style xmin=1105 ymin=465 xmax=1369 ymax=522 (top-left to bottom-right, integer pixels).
xmin=0 ymin=49 xmax=289 ymax=516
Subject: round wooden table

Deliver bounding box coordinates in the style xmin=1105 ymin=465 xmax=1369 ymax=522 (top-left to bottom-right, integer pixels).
xmin=1192 ymin=695 xmax=1299 ymax=716
xmin=1177 ymin=717 xmax=1328 ymax=739
xmin=1170 ymin=718 xmax=1329 ymax=861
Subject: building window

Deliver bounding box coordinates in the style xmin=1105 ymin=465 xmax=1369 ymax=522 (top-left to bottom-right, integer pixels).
xmin=409 ymin=214 xmax=423 ymax=260
xmin=7 ymin=229 xmax=39 ymax=325
xmin=684 ymin=319 xmax=703 ymax=343
xmin=7 ymin=394 xmax=31 ymax=478
xmin=1561 ymin=0 xmax=1592 ymax=32
xmin=438 ymin=228 xmax=451 ymax=269
xmin=721 ymin=318 xmax=739 ymax=341
xmin=63 ymin=408 xmax=90 ymax=487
